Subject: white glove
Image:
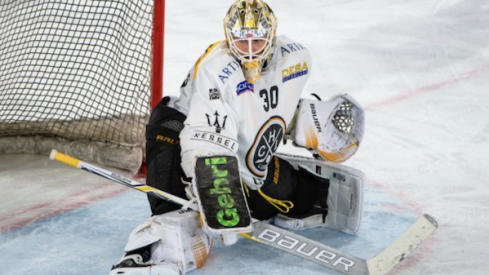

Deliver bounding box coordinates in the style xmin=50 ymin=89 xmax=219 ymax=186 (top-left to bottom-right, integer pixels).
xmin=286 ymin=94 xmax=365 ymax=162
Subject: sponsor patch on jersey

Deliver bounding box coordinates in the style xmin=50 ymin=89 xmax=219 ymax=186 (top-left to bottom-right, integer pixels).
xmin=236 ymin=80 xmax=254 ymax=96
xmin=206 ymin=111 xmax=227 ymax=133
xmin=246 ymin=116 xmax=286 ymax=177
xmin=191 ymin=130 xmax=237 ymax=152
xmin=280 ymin=43 xmax=307 ymax=56
xmin=218 ymin=60 xmax=240 ymax=84
xmin=282 ymin=62 xmax=309 ymax=83
xmin=209 ymin=88 xmax=220 ymax=100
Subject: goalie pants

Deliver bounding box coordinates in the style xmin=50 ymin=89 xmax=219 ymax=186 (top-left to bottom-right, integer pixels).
xmin=146 ymin=99 xmax=330 ymax=220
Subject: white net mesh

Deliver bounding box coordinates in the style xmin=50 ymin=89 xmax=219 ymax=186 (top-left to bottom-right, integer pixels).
xmin=0 ymin=0 xmax=156 ymax=173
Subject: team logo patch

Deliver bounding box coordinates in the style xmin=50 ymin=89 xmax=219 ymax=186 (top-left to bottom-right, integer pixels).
xmin=282 ymin=62 xmax=308 ymax=82
xmin=237 ymin=80 xmax=254 ymax=96
xmin=209 ymin=88 xmax=220 ymax=100
xmin=246 ymin=116 xmax=286 ymax=177
xmin=206 ymin=111 xmax=227 ymax=133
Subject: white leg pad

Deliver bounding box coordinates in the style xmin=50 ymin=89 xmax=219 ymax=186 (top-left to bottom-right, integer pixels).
xmin=113 ymin=210 xmax=212 ymax=275
xmin=150 ymin=210 xmax=213 ymax=273
xmin=325 ymin=167 xmax=364 ymax=234
xmin=275 ymin=153 xmax=365 ymax=234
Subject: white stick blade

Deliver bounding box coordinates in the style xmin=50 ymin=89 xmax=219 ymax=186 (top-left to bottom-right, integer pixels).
xmin=367 ymin=214 xmax=438 ymax=275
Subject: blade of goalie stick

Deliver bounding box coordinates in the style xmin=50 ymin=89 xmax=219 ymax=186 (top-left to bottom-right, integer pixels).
xmin=366 ymin=214 xmax=438 ymax=275
xmin=50 ymin=150 xmax=438 ymax=275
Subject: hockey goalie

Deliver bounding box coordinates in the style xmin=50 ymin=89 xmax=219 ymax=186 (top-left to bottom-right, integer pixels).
xmin=110 ymin=0 xmax=365 ymax=274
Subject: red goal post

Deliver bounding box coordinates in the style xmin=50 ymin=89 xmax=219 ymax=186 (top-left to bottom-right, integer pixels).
xmin=0 ymin=0 xmax=165 ymax=173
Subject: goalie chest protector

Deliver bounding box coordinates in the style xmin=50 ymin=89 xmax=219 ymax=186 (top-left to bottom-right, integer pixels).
xmin=195 ymin=155 xmax=252 ymax=232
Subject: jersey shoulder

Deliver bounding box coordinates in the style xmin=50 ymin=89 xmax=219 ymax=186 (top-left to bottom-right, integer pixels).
xmin=191 ymin=41 xmax=236 ymax=82
xmin=274 ymin=35 xmax=311 ymax=63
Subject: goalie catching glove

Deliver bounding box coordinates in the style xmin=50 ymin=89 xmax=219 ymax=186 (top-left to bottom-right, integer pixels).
xmin=286 ymin=94 xmax=365 ymax=162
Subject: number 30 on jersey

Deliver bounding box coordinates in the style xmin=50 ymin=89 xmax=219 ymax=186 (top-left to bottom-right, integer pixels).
xmin=260 ymin=85 xmax=279 ymax=112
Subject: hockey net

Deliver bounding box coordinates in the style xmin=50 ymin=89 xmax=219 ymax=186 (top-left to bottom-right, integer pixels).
xmin=0 ymin=0 xmax=164 ymax=173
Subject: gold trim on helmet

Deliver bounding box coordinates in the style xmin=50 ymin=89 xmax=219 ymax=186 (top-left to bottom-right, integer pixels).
xmin=224 ymin=0 xmax=277 ymax=83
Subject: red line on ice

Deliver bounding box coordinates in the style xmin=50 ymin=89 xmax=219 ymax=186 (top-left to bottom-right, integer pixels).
xmin=358 ymin=65 xmax=489 ymax=270
xmin=364 ymin=64 xmax=489 ymax=111
xmin=0 ymin=181 xmax=127 ymax=233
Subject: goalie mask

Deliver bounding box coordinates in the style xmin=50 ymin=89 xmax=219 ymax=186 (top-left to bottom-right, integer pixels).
xmin=224 ymin=0 xmax=277 ymax=83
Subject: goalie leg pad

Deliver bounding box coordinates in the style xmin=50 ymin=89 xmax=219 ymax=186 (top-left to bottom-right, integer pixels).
xmin=324 ymin=166 xmax=364 ymax=234
xmin=273 ymin=153 xmax=365 ymax=234
xmin=111 ymin=210 xmax=212 ymax=275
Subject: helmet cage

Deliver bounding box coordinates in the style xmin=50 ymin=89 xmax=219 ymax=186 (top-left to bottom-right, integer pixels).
xmin=226 ymin=31 xmax=275 ymax=62
xmin=224 ymin=0 xmax=277 ymax=64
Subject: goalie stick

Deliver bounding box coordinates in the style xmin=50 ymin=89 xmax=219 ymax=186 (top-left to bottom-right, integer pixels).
xmin=49 ymin=149 xmax=438 ymax=275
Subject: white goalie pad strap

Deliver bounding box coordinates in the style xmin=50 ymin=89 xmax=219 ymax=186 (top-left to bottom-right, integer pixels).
xmin=275 ymin=153 xmax=365 ymax=234
xmin=326 ymin=168 xmax=364 ymax=234
xmin=273 ymin=213 xmax=327 ymax=231
xmin=109 ymin=257 xmax=180 ymax=275
xmin=124 ymin=216 xmax=164 ymax=253
xmin=275 ymin=153 xmax=365 ymax=182
xmin=289 ymin=94 xmax=365 ymax=162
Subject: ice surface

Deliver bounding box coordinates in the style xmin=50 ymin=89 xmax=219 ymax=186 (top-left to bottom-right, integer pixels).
xmin=1 ymin=0 xmax=489 ymax=274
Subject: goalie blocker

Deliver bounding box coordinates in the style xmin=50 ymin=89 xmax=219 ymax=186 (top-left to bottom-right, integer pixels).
xmin=193 ymin=155 xmax=253 ymax=234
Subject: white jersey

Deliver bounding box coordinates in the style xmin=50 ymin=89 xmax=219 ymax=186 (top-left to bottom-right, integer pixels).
xmin=174 ymin=35 xmax=312 ymax=190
